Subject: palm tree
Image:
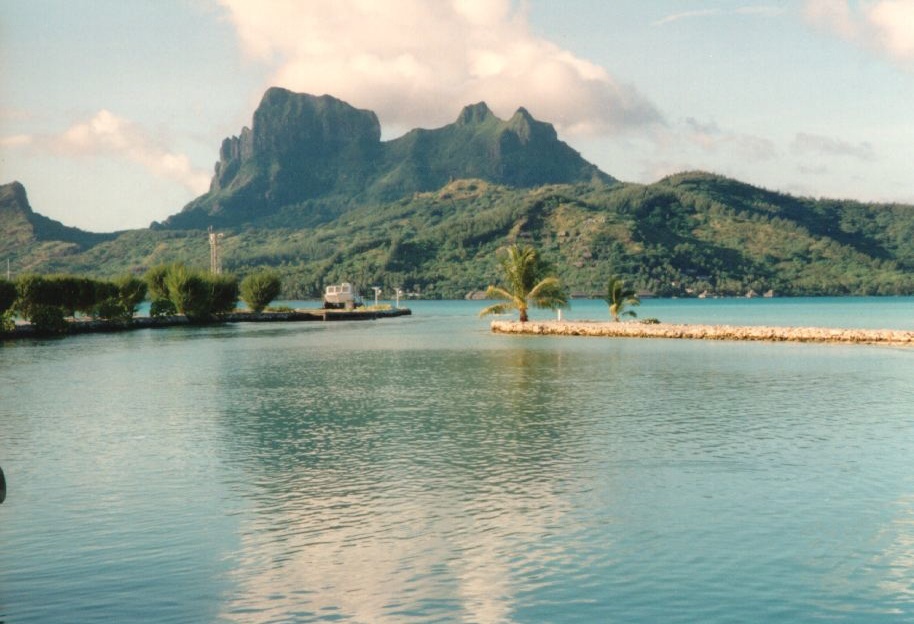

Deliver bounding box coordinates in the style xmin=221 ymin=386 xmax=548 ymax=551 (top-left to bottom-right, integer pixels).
xmin=479 ymin=244 xmax=568 ymax=322
xmin=606 ymin=276 xmax=640 ymax=322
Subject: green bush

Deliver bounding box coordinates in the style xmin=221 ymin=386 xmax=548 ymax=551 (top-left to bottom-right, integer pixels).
xmin=209 ymin=274 xmax=239 ymax=315
xmin=149 ymin=298 xmax=177 ymax=317
xmin=93 ymin=275 xmax=147 ymax=322
xmin=150 ymin=263 xmax=238 ymax=322
xmin=144 ymin=264 xmax=171 ymax=301
xmin=29 ymin=304 xmax=68 ymax=335
xmin=0 ymin=279 xmax=16 ymax=315
xmin=14 ymin=274 xmax=59 ymax=320
xmin=240 ymin=270 xmax=282 ymax=313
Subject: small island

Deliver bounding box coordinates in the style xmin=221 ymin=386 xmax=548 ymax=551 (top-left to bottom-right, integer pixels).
xmin=491 ymin=319 xmax=914 ymax=346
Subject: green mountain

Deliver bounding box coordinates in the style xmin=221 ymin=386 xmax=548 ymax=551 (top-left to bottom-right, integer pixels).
xmin=2 ymin=88 xmax=913 ymax=299
xmin=6 ymin=172 xmax=912 ymax=299
xmin=160 ymin=88 xmax=613 ymax=229
xmin=0 ymin=182 xmax=116 ymax=273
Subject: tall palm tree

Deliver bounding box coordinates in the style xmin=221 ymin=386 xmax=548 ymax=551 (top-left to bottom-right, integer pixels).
xmin=606 ymin=276 xmax=640 ymax=322
xmin=479 ymin=244 xmax=568 ymax=322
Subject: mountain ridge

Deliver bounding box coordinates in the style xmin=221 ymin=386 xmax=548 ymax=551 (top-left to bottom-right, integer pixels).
xmin=159 ymin=88 xmax=614 ymax=229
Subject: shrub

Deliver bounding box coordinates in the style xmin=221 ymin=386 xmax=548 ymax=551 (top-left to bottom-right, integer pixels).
xmin=14 ymin=274 xmax=59 ymax=320
xmin=94 ymin=275 xmax=147 ymax=322
xmin=150 ymin=299 xmax=177 ymax=317
xmin=165 ymin=266 xmax=211 ymax=321
xmin=157 ymin=263 xmax=239 ymax=322
xmin=209 ymin=274 xmax=239 ymax=315
xmin=29 ymin=304 xmax=68 ymax=335
xmin=240 ymin=270 xmax=282 ymax=313
xmin=144 ymin=264 xmax=171 ymax=301
xmin=0 ymin=279 xmax=16 ymax=315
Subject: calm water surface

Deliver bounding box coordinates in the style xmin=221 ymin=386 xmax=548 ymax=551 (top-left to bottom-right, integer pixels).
xmin=2 ymin=298 xmax=913 ymax=622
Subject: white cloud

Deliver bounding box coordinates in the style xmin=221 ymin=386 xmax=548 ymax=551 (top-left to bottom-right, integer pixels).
xmin=217 ymin=0 xmax=662 ymax=136
xmin=3 ymin=110 xmax=211 ymax=194
xmin=683 ymin=117 xmax=778 ymax=161
xmin=791 ymin=132 xmax=877 ymax=161
xmin=804 ymin=0 xmax=914 ymax=67
xmin=653 ymin=5 xmax=786 ymax=26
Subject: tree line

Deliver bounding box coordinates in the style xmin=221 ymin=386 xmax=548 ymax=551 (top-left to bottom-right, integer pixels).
xmin=0 ymin=265 xmax=282 ymax=335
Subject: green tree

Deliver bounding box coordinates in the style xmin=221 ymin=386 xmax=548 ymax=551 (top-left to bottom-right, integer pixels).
xmin=479 ymin=244 xmax=568 ymax=322
xmin=208 ymin=274 xmax=239 ymax=316
xmin=0 ymin=279 xmax=16 ymax=315
xmin=240 ymin=270 xmax=282 ymax=313
xmin=0 ymin=279 xmax=16 ymax=333
xmin=95 ymin=275 xmax=147 ymax=322
xmin=605 ymin=276 xmax=640 ymax=322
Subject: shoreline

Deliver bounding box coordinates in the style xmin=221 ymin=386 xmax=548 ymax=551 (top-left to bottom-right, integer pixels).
xmin=490 ymin=319 xmax=914 ymax=346
xmin=1 ymin=307 xmax=411 ymax=340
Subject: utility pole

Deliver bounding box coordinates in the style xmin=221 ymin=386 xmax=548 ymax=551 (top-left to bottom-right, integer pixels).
xmin=208 ymin=226 xmax=224 ymax=274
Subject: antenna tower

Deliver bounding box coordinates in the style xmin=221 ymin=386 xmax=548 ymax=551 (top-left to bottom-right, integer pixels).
xmin=208 ymin=226 xmax=224 ymax=274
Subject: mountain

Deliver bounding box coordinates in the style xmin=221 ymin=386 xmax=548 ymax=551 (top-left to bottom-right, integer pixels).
xmin=7 ymin=172 xmax=913 ymax=298
xmin=0 ymin=182 xmax=116 ymax=273
xmin=160 ymin=88 xmax=613 ymax=229
xmin=3 ymin=88 xmax=914 ymax=298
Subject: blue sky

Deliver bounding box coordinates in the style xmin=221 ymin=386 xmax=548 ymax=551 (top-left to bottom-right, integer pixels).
xmin=2 ymin=0 xmax=913 ymax=232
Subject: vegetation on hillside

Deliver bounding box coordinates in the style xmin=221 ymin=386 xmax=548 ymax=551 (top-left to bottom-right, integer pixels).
xmin=4 ymin=173 xmax=914 ymax=299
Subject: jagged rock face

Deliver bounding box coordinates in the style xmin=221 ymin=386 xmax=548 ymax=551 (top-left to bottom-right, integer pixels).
xmin=162 ymin=88 xmax=614 ymax=229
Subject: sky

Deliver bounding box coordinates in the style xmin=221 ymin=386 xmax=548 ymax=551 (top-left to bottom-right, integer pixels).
xmin=1 ymin=0 xmax=913 ymax=232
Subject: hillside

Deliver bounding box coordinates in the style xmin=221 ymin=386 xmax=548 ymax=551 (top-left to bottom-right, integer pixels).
xmin=5 ymin=172 xmax=912 ymax=298
xmin=3 ymin=88 xmax=914 ymax=298
xmin=0 ymin=182 xmax=116 ymax=273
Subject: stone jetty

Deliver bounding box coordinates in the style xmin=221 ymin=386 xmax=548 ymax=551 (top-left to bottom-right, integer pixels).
xmin=491 ymin=320 xmax=914 ymax=346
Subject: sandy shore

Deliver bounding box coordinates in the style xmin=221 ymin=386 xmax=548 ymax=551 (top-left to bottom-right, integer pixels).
xmin=491 ymin=320 xmax=914 ymax=346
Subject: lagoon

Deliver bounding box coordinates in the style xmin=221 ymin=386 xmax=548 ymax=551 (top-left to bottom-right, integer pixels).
xmin=2 ymin=298 xmax=913 ymax=622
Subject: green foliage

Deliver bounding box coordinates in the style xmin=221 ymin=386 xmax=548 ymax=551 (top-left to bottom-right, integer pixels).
xmin=14 ymin=274 xmax=62 ymax=320
xmin=0 ymin=279 xmax=16 ymax=314
xmin=147 ymin=263 xmax=238 ymax=322
xmin=0 ymin=311 xmax=13 ymax=333
xmin=149 ymin=299 xmax=177 ymax=317
xmin=209 ymin=274 xmax=239 ymax=315
xmin=29 ymin=304 xmax=68 ymax=335
xmin=479 ymin=244 xmax=568 ymax=322
xmin=240 ymin=269 xmax=282 ymax=313
xmin=8 ymin=173 xmax=914 ymax=299
xmin=605 ymin=276 xmax=640 ymax=322
xmin=94 ymin=275 xmax=147 ymax=322
xmin=145 ymin=264 xmax=171 ymax=300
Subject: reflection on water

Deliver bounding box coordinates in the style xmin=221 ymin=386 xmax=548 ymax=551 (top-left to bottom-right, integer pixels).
xmin=218 ymin=347 xmax=582 ymax=622
xmin=2 ymin=301 xmax=914 ymax=623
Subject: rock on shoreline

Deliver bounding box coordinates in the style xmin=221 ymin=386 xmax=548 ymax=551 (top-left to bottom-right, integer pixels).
xmin=491 ymin=320 xmax=914 ymax=346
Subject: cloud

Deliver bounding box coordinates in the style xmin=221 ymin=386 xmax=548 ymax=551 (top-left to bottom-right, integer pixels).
xmin=804 ymin=0 xmax=914 ymax=67
xmin=683 ymin=117 xmax=778 ymax=161
xmin=791 ymin=132 xmax=877 ymax=161
xmin=3 ymin=110 xmax=211 ymax=194
xmin=653 ymin=5 xmax=786 ymax=26
xmin=217 ymin=0 xmax=662 ymax=136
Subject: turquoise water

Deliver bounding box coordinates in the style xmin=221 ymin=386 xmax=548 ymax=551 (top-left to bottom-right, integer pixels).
xmin=1 ymin=298 xmax=913 ymax=622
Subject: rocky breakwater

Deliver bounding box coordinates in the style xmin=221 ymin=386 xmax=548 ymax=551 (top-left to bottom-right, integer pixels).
xmin=490 ymin=320 xmax=914 ymax=346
